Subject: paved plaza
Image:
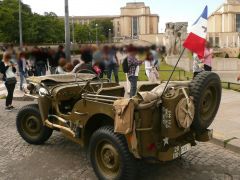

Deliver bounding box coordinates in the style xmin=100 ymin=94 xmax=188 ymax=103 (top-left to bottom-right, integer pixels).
xmin=211 ymin=89 xmax=240 ymax=140
xmin=0 ymin=100 xmax=239 ymax=180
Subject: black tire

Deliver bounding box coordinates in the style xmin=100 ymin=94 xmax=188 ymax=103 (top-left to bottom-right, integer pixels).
xmin=16 ymin=104 xmax=53 ymax=145
xmin=89 ymin=126 xmax=137 ymax=180
xmin=189 ymin=72 xmax=222 ymax=132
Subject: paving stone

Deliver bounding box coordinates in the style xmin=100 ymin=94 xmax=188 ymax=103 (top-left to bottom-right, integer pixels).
xmin=0 ymin=100 xmax=239 ymax=180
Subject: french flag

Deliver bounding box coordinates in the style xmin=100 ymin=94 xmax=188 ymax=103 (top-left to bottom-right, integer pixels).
xmin=183 ymin=6 xmax=208 ymax=59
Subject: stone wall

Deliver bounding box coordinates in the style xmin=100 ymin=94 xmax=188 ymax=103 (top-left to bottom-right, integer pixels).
xmin=165 ymin=56 xmax=240 ymax=72
xmin=138 ymin=34 xmax=164 ymax=45
xmin=165 ymin=56 xmax=193 ymax=72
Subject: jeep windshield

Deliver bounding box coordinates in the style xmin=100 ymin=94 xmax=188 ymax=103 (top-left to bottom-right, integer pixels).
xmin=27 ymin=73 xmax=97 ymax=84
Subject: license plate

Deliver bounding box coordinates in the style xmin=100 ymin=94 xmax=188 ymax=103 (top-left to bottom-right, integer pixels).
xmin=181 ymin=143 xmax=191 ymax=154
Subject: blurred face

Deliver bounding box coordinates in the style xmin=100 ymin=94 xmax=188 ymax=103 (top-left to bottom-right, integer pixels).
xmin=128 ymin=51 xmax=137 ymax=57
xmin=149 ymin=54 xmax=153 ymax=60
xmin=4 ymin=54 xmax=11 ymax=62
xmin=59 ymin=58 xmax=66 ymax=67
xmin=206 ymin=42 xmax=211 ymax=49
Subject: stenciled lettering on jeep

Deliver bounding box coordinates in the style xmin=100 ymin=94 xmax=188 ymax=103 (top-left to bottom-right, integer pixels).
xmin=162 ymin=107 xmax=172 ymax=129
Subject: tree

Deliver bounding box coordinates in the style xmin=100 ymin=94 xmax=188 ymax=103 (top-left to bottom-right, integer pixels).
xmin=0 ymin=0 xmax=114 ymax=44
xmin=90 ymin=19 xmax=113 ymax=41
xmin=0 ymin=0 xmax=65 ymax=44
xmin=0 ymin=0 xmax=32 ymax=43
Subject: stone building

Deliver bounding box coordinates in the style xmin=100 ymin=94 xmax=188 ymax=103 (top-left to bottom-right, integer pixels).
xmin=69 ymin=16 xmax=118 ymax=26
xmin=59 ymin=2 xmax=159 ymax=40
xmin=113 ymin=2 xmax=159 ymax=39
xmin=208 ymin=0 xmax=240 ymax=48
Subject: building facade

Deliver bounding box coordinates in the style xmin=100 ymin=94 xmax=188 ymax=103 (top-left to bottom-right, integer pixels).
xmin=60 ymin=2 xmax=159 ymax=40
xmin=208 ymin=0 xmax=240 ymax=48
xmin=113 ymin=2 xmax=159 ymax=39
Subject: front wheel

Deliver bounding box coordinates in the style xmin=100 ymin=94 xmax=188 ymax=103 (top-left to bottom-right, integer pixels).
xmin=89 ymin=126 xmax=137 ymax=180
xmin=16 ymin=104 xmax=53 ymax=145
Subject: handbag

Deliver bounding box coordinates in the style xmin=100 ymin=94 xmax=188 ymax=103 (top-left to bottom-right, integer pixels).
xmin=5 ymin=77 xmax=17 ymax=85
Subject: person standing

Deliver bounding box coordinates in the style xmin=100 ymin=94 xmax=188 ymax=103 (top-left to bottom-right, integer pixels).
xmin=103 ymin=46 xmax=119 ymax=84
xmin=17 ymin=52 xmax=27 ymax=91
xmin=34 ymin=47 xmax=47 ymax=76
xmin=0 ymin=52 xmax=17 ymax=111
xmin=202 ymin=42 xmax=213 ymax=71
xmin=52 ymin=45 xmax=66 ymax=74
xmin=145 ymin=52 xmax=159 ymax=83
xmin=193 ymin=53 xmax=204 ymax=78
xmin=127 ymin=45 xmax=143 ymax=98
xmin=47 ymin=48 xmax=57 ymax=74
xmin=150 ymin=45 xmax=160 ymax=70
xmin=237 ymin=74 xmax=240 ymax=81
xmin=92 ymin=46 xmax=105 ymax=78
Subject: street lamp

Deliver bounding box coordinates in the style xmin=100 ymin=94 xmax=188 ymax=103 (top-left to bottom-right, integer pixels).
xmin=96 ymin=23 xmax=98 ymax=46
xmin=88 ymin=32 xmax=91 ymax=43
xmin=19 ymin=0 xmax=23 ymax=49
xmin=64 ymin=0 xmax=71 ymax=61
xmin=108 ymin=29 xmax=111 ymax=44
xmin=72 ymin=16 xmax=75 ymax=45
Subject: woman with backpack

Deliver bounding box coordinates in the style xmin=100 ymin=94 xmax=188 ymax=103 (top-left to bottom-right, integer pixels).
xmin=0 ymin=52 xmax=17 ymax=111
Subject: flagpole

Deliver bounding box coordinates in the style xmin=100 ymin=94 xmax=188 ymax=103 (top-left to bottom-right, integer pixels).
xmin=162 ymin=48 xmax=186 ymax=95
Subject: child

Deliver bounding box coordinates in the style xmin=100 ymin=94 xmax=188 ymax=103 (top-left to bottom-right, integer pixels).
xmin=56 ymin=58 xmax=67 ymax=74
xmin=145 ymin=52 xmax=159 ymax=83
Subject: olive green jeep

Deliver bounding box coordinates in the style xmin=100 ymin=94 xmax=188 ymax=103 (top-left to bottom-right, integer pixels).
xmin=16 ymin=71 xmax=221 ymax=180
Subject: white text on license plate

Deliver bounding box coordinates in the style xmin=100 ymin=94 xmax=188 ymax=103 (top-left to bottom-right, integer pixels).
xmin=181 ymin=143 xmax=191 ymax=154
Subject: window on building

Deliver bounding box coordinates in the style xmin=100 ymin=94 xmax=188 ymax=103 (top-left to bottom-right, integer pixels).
xmin=132 ymin=17 xmax=138 ymax=37
xmin=209 ymin=37 xmax=214 ymax=45
xmin=215 ymin=37 xmax=219 ymax=47
xmin=236 ymin=14 xmax=240 ymax=32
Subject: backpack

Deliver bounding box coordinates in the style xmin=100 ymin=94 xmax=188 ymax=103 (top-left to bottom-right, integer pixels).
xmin=122 ymin=57 xmax=129 ymax=73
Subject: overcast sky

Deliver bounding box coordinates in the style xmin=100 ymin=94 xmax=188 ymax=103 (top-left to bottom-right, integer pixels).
xmin=22 ymin=0 xmax=224 ymax=32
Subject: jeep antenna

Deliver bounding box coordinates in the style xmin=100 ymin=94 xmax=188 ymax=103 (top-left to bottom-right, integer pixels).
xmin=162 ymin=48 xmax=186 ymax=96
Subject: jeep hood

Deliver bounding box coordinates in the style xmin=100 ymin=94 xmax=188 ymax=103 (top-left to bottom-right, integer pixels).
xmin=27 ymin=73 xmax=96 ymax=84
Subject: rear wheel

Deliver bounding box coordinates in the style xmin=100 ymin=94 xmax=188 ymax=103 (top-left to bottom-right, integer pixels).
xmin=189 ymin=72 xmax=222 ymax=132
xmin=89 ymin=126 xmax=137 ymax=180
xmin=16 ymin=104 xmax=53 ymax=145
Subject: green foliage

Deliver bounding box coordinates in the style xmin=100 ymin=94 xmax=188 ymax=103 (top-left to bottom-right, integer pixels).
xmin=0 ymin=0 xmax=65 ymax=44
xmin=0 ymin=0 xmax=112 ymax=44
xmin=114 ymin=62 xmax=193 ymax=82
xmin=89 ymin=19 xmax=113 ymax=41
xmin=238 ymin=53 xmax=240 ymax=59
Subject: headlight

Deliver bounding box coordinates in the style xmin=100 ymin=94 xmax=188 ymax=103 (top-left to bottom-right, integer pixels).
xmin=27 ymin=83 xmax=35 ymax=91
xmin=39 ymin=87 xmax=50 ymax=97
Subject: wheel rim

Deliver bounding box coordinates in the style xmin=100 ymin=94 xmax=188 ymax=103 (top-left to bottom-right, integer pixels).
xmin=95 ymin=139 xmax=120 ymax=178
xmin=21 ymin=115 xmax=42 ymax=137
xmin=200 ymin=83 xmax=218 ymax=122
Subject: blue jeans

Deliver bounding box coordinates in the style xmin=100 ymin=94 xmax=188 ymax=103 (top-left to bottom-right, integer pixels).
xmin=128 ymin=76 xmax=138 ymax=98
xmin=19 ymin=71 xmax=27 ymax=90
xmin=107 ymin=64 xmax=119 ymax=84
xmin=36 ymin=65 xmax=46 ymax=76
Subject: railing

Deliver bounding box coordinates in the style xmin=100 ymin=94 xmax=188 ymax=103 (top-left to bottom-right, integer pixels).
xmin=117 ymin=69 xmax=187 ymax=81
xmin=221 ymin=82 xmax=240 ymax=91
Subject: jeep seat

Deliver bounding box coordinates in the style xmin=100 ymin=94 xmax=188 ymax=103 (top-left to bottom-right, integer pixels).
xmin=97 ymin=86 xmax=125 ymax=97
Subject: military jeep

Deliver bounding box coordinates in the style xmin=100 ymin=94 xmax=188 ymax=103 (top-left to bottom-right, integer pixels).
xmin=16 ymin=71 xmax=221 ymax=180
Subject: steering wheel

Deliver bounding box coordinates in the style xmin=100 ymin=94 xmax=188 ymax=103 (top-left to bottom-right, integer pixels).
xmin=74 ymin=69 xmax=103 ymax=94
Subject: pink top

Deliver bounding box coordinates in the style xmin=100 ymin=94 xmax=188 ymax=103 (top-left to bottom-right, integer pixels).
xmin=203 ymin=48 xmax=213 ymax=67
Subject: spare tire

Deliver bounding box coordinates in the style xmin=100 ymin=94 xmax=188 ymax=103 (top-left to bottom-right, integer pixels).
xmin=189 ymin=72 xmax=222 ymax=132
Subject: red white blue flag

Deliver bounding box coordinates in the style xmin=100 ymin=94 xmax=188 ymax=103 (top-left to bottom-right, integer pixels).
xmin=183 ymin=6 xmax=208 ymax=59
